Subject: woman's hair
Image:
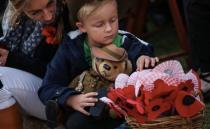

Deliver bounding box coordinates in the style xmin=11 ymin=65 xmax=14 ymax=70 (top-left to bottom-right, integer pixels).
xmin=6 ymin=0 xmax=69 ymax=44
xmin=8 ymin=0 xmax=29 ymax=26
xmin=66 ymin=0 xmax=115 ymax=25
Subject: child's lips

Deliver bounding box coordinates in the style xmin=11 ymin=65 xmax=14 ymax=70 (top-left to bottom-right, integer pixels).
xmin=105 ymin=35 xmax=114 ymax=40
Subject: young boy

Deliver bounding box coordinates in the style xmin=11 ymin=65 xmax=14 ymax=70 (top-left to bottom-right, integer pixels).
xmin=38 ymin=0 xmax=159 ymax=129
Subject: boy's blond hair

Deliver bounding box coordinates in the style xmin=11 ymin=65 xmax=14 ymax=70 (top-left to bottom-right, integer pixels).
xmin=77 ymin=0 xmax=115 ymax=22
xmin=66 ymin=0 xmax=116 ymax=26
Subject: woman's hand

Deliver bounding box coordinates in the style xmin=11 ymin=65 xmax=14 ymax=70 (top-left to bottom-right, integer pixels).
xmin=136 ymin=55 xmax=159 ymax=71
xmin=0 ymin=48 xmax=9 ymax=66
xmin=66 ymin=92 xmax=98 ymax=116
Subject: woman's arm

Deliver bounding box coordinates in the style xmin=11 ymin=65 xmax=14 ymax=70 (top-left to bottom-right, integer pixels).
xmin=5 ymin=49 xmax=50 ymax=78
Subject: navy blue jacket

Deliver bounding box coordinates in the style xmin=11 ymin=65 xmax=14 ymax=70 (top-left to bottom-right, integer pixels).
xmin=38 ymin=30 xmax=154 ymax=108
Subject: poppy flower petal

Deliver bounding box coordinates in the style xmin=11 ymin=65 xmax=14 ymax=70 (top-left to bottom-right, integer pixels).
xmin=175 ymin=91 xmax=204 ymax=117
xmin=146 ymin=98 xmax=171 ymax=120
xmin=152 ymin=79 xmax=176 ymax=99
xmin=122 ymin=85 xmax=135 ymax=99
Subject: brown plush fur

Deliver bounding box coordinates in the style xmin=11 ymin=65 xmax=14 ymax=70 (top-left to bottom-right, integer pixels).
xmin=69 ymin=54 xmax=132 ymax=93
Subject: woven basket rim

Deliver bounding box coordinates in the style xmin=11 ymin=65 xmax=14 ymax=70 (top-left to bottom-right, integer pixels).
xmin=126 ymin=111 xmax=205 ymax=128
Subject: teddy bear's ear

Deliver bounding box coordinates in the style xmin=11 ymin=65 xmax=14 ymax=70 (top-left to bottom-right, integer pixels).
xmin=92 ymin=57 xmax=98 ymax=73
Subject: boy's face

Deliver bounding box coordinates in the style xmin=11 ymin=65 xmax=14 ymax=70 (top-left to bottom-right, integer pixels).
xmin=76 ymin=0 xmax=119 ymax=47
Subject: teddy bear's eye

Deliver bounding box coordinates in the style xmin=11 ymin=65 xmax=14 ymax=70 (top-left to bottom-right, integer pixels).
xmin=95 ymin=57 xmax=103 ymax=62
xmin=95 ymin=57 xmax=100 ymax=61
xmin=114 ymin=66 xmax=117 ymax=69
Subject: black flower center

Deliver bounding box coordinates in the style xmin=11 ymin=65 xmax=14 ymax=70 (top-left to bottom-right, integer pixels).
xmin=181 ymin=86 xmax=189 ymax=91
xmin=126 ymin=103 xmax=134 ymax=109
xmin=182 ymin=95 xmax=195 ymax=106
xmin=152 ymin=105 xmax=160 ymax=111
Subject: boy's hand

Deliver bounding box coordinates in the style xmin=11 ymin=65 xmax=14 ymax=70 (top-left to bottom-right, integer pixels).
xmin=66 ymin=92 xmax=98 ymax=116
xmin=136 ymin=55 xmax=159 ymax=71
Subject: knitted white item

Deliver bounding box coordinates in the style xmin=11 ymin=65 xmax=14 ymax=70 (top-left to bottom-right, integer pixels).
xmin=115 ymin=73 xmax=129 ymax=89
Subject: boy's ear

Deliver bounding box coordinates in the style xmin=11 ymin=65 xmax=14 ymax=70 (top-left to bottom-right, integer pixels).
xmin=76 ymin=22 xmax=86 ymax=32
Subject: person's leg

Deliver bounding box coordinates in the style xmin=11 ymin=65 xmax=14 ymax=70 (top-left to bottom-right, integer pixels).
xmin=0 ymin=101 xmax=23 ymax=129
xmin=65 ymin=111 xmax=123 ymax=129
xmin=183 ymin=0 xmax=199 ymax=71
xmin=184 ymin=0 xmax=210 ymax=93
xmin=0 ymin=66 xmax=46 ymax=120
xmin=65 ymin=111 xmax=98 ymax=129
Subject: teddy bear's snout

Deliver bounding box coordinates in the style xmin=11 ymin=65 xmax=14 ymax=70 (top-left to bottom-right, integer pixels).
xmin=103 ymin=64 xmax=111 ymax=71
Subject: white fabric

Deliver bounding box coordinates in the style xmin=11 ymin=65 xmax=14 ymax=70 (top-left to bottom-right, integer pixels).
xmin=0 ymin=88 xmax=16 ymax=109
xmin=0 ymin=66 xmax=46 ymax=120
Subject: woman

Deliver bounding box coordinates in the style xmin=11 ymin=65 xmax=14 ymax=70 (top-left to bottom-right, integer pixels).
xmin=0 ymin=0 xmax=73 ymax=128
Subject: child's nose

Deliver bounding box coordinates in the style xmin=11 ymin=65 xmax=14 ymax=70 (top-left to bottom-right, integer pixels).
xmin=105 ymin=23 xmax=112 ymax=32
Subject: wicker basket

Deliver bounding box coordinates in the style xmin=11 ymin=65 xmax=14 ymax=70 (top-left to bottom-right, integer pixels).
xmin=125 ymin=112 xmax=205 ymax=129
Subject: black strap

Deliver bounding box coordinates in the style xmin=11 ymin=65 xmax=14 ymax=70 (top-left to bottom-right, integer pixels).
xmin=0 ymin=80 xmax=3 ymax=89
xmin=45 ymin=100 xmax=59 ymax=129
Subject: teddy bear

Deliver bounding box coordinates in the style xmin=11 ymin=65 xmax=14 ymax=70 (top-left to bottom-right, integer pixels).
xmin=68 ymin=44 xmax=132 ymax=118
xmin=45 ymin=53 xmax=130 ymax=127
xmin=69 ymin=44 xmax=132 ymax=93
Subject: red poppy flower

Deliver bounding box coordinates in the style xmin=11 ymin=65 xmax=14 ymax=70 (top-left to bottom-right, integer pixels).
xmin=107 ymin=86 xmax=146 ymax=123
xmin=107 ymin=89 xmax=128 ymax=117
xmin=115 ymin=96 xmax=146 ymax=123
xmin=164 ymin=90 xmax=178 ymax=104
xmin=177 ymin=80 xmax=194 ymax=93
xmin=136 ymin=85 xmax=144 ymax=101
xmin=145 ymin=98 xmax=171 ymax=120
xmin=151 ymin=79 xmax=176 ymax=99
xmin=107 ymin=88 xmax=130 ymax=113
xmin=107 ymin=88 xmax=119 ymax=102
xmin=126 ymin=98 xmax=144 ymax=114
xmin=121 ymin=85 xmax=135 ymax=99
xmin=122 ymin=99 xmax=147 ymax=124
xmin=164 ymin=80 xmax=194 ymax=104
xmin=108 ymin=86 xmax=135 ymax=107
xmin=144 ymin=91 xmax=152 ymax=106
xmin=42 ymin=26 xmax=59 ymax=45
xmin=175 ymin=91 xmax=204 ymax=117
